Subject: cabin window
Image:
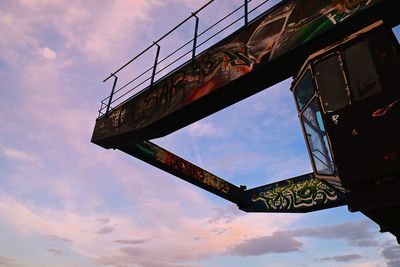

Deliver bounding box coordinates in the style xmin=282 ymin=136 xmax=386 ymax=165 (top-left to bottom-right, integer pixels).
xmin=314 ymin=55 xmax=348 ymax=112
xmin=344 ymin=41 xmax=382 ymax=101
xmin=294 ymin=69 xmax=315 ymax=111
xmin=393 ymin=25 xmax=400 ymax=44
xmin=301 ymin=98 xmax=335 ymax=175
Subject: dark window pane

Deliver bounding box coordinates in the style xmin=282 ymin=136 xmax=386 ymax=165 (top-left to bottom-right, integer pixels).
xmin=345 ymin=41 xmax=381 ymax=101
xmin=294 ymin=69 xmax=315 ymax=111
xmin=315 ymin=55 xmax=349 ymax=112
xmin=302 ymin=98 xmax=335 ymax=175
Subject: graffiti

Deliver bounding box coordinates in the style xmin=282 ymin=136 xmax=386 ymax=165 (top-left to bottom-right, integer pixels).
xmin=272 ymin=0 xmax=380 ymax=59
xmin=251 ymin=178 xmax=338 ymax=210
xmin=92 ymin=0 xmax=381 ymax=143
xmin=133 ymin=43 xmax=252 ymax=126
xmin=372 ymin=98 xmax=400 ymax=117
xmin=327 ymin=0 xmax=374 ymax=23
xmin=109 ymin=107 xmax=127 ymax=128
xmin=332 ymin=114 xmax=340 ymax=125
xmin=134 ymin=141 xmax=231 ymax=193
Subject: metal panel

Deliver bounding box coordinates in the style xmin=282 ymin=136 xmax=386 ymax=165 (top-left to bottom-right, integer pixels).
xmin=120 ymin=141 xmax=246 ymax=205
xmin=243 ymin=173 xmax=347 ymax=213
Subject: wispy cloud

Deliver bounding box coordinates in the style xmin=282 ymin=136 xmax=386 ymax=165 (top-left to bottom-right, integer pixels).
xmin=96 ymin=226 xmax=114 ymax=235
xmin=0 ymin=193 xmax=300 ymax=266
xmin=0 ymin=256 xmax=13 ymax=266
xmin=97 ymin=218 xmax=111 ymax=225
xmin=187 ymin=122 xmax=226 ymax=138
xmin=225 ymin=220 xmax=381 ymax=257
xmin=288 ymin=221 xmax=380 ymax=247
xmin=47 ymin=248 xmax=64 ymax=256
xmin=119 ymin=246 xmax=146 ymax=256
xmin=1 ymin=146 xmax=37 ymax=162
xmin=226 ymin=231 xmax=303 ymax=256
xmin=207 ymin=205 xmax=244 ymax=225
xmin=382 ymin=243 xmax=400 ymax=267
xmin=47 ymin=234 xmax=73 ymax=243
xmin=317 ymin=254 xmax=364 ymax=262
xmin=114 ymin=239 xmax=149 ymax=245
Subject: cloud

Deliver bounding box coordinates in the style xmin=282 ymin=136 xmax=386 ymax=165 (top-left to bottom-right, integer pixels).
xmin=187 ymin=121 xmax=225 ymax=138
xmin=97 ymin=255 xmax=204 ymax=267
xmin=0 ymin=256 xmax=13 ymax=266
xmin=96 ymin=226 xmax=114 ymax=235
xmin=382 ymin=244 xmax=400 ymax=267
xmin=1 ymin=146 xmax=37 ymax=162
xmin=288 ymin=221 xmax=379 ymax=247
xmin=120 ymin=246 xmax=146 ymax=256
xmin=47 ymin=234 xmax=73 ymax=243
xmin=225 ymin=220 xmax=381 ymax=257
xmin=114 ymin=239 xmax=149 ymax=245
xmin=97 ymin=218 xmax=111 ymax=225
xmin=137 ymin=260 xmax=204 ymax=267
xmin=226 ymin=231 xmax=303 ymax=256
xmin=317 ymin=254 xmax=363 ymax=262
xmin=47 ymin=248 xmax=63 ymax=256
xmin=39 ymin=47 xmax=57 ymax=60
xmin=207 ymin=204 xmax=244 ymax=225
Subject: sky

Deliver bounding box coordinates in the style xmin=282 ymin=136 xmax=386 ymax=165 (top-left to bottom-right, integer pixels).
xmin=1 ymin=0 xmax=400 ymax=267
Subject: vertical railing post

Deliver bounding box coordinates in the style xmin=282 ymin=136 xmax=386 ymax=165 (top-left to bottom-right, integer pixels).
xmin=99 ymin=101 xmax=104 ymax=117
xmin=151 ymin=42 xmax=161 ymax=87
xmin=106 ymin=74 xmax=118 ymax=114
xmin=192 ymin=13 xmax=199 ymax=60
xmin=244 ymin=0 xmax=248 ymax=26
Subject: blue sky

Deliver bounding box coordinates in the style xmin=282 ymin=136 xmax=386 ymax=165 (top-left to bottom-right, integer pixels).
xmin=1 ymin=0 xmax=400 ymax=267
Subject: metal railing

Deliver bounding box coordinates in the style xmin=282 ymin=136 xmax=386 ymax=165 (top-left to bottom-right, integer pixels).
xmin=98 ymin=0 xmax=279 ymax=118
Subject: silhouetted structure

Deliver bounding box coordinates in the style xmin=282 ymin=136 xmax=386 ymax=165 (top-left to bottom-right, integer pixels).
xmin=92 ymin=0 xmax=400 ymax=243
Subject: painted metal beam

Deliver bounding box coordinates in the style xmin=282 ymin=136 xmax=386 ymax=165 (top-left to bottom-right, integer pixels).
xmin=242 ymin=173 xmax=347 ymax=213
xmin=119 ymin=141 xmax=247 ymax=205
xmin=119 ymin=141 xmax=346 ymax=213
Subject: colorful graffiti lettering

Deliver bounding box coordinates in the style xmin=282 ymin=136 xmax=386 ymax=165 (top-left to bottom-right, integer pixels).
xmin=251 ymin=178 xmax=338 ymax=210
xmin=134 ymin=141 xmax=231 ymax=193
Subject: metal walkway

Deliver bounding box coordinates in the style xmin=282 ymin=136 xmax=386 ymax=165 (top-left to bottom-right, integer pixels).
xmin=98 ymin=0 xmax=277 ymax=117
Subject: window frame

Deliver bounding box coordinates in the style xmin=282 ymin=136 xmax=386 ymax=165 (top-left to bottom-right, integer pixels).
xmin=292 ymin=67 xmax=337 ymax=177
xmin=292 ymin=66 xmax=317 ymax=113
xmin=300 ymin=97 xmax=336 ymax=176
xmin=342 ymin=39 xmax=382 ymax=103
xmin=312 ymin=51 xmax=351 ymax=114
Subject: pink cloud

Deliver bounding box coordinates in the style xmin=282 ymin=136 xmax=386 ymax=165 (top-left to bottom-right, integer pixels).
xmin=0 ymin=189 xmax=300 ymax=266
xmin=1 ymin=146 xmax=37 ymax=162
xmin=39 ymin=47 xmax=57 ymax=60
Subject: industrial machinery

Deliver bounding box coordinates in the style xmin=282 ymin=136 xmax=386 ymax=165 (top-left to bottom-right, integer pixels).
xmin=291 ymin=21 xmax=400 ymax=241
xmin=91 ymin=0 xmax=400 ymax=242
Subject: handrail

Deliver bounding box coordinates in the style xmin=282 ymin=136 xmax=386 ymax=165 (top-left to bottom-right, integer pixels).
xmin=98 ymin=0 xmax=276 ymax=117
xmin=103 ymin=0 xmax=215 ymax=83
xmin=196 ymin=14 xmax=245 ymax=49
